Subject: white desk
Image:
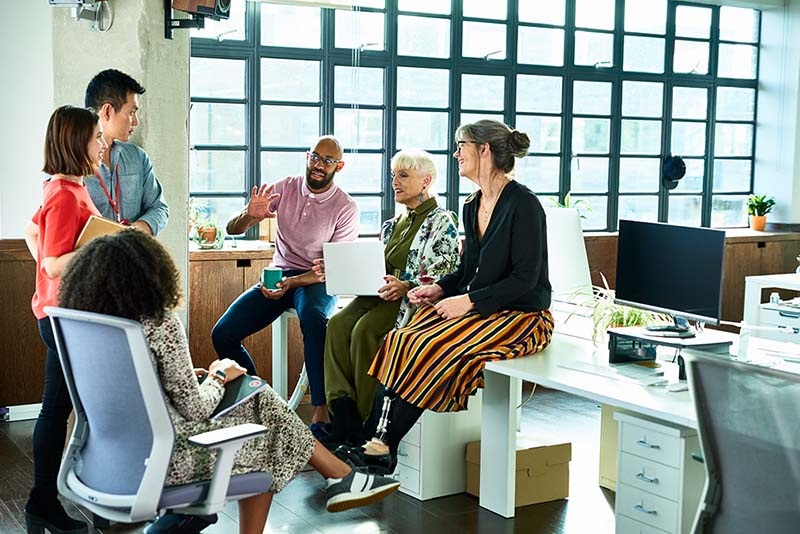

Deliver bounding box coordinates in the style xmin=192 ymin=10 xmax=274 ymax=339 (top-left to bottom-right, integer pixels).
xmin=479 ymin=332 xmax=699 ymax=519
xmin=740 ymin=273 xmax=800 ymax=358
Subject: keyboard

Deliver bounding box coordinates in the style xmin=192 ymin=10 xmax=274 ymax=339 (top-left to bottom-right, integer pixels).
xmin=559 ymin=361 xmax=668 ymax=386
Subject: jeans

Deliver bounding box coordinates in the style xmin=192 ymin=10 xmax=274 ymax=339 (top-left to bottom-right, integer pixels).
xmin=31 ymin=318 xmax=73 ymax=495
xmin=211 ymin=271 xmax=336 ymax=406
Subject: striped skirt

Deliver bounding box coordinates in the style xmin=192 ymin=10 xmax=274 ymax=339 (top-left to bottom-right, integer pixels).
xmin=367 ymin=305 xmax=554 ymax=413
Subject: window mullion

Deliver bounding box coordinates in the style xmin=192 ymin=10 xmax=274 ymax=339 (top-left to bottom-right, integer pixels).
xmin=702 ymin=5 xmax=722 ymax=228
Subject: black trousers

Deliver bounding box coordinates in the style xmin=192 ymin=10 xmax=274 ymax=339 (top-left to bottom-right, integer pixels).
xmin=30 ymin=318 xmax=73 ymax=499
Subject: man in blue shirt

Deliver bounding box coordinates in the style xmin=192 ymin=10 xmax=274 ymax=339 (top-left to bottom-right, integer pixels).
xmin=25 ymin=70 xmax=169 ymax=245
xmin=83 ymin=69 xmax=169 ymax=235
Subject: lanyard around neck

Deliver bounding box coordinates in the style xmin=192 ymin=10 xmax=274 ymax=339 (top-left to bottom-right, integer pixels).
xmin=94 ymin=162 xmax=127 ymax=224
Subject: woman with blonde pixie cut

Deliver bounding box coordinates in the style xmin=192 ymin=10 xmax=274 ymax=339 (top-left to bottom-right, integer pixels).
xmin=313 ymin=148 xmax=460 ymax=447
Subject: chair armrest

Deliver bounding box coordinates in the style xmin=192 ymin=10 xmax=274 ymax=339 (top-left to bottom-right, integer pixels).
xmin=183 ymin=423 xmax=268 ymax=515
xmin=188 ymin=423 xmax=267 ymax=448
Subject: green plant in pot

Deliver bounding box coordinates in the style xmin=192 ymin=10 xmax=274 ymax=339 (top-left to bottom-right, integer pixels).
xmin=190 ymin=199 xmax=224 ymax=249
xmin=747 ymin=194 xmax=775 ymax=232
xmin=549 ymin=191 xmax=592 ymax=220
xmin=587 ymin=274 xmax=671 ymax=344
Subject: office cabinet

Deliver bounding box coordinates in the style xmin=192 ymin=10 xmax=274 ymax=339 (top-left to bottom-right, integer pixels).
xmin=0 ymin=240 xmax=45 ymax=407
xmin=394 ymin=391 xmax=482 ymax=500
xmin=614 ymin=412 xmax=705 ymax=534
xmin=720 ymin=233 xmax=800 ymax=325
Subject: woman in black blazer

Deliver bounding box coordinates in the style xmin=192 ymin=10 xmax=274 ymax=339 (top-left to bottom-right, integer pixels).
xmin=338 ymin=119 xmax=554 ymax=474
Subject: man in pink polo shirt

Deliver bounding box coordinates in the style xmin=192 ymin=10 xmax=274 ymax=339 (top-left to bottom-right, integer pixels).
xmin=212 ymin=135 xmax=359 ymax=433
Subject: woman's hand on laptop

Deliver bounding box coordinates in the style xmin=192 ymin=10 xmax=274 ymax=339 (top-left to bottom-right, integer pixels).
xmin=408 ymin=284 xmax=443 ymax=306
xmin=378 ymin=276 xmax=410 ymax=301
xmin=311 ymin=258 xmax=326 ymax=282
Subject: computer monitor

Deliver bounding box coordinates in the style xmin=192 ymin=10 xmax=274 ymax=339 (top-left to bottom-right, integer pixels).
xmin=615 ymin=220 xmax=726 ymax=334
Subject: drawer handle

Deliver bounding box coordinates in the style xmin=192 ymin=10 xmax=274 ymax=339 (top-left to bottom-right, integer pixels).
xmin=636 ymin=472 xmax=660 ymax=485
xmin=778 ymin=310 xmax=800 ymax=319
xmin=634 ymin=504 xmax=658 ymax=516
xmin=398 ymin=452 xmax=409 ymax=457
xmin=636 ymin=439 xmax=661 ymax=450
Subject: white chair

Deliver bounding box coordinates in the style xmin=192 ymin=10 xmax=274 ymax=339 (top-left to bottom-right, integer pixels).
xmin=272 ymin=308 xmax=308 ymax=410
xmin=47 ymin=306 xmax=272 ymax=523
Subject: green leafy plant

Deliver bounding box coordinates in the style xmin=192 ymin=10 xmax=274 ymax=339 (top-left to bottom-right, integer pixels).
xmin=747 ymin=194 xmax=776 ymax=216
xmin=582 ymin=273 xmax=671 ymax=344
xmin=549 ymin=191 xmax=592 ymax=220
xmin=189 ymin=198 xmax=224 ymax=249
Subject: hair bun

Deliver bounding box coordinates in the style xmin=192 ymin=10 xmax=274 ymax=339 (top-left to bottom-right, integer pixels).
xmin=508 ymin=129 xmax=531 ymax=158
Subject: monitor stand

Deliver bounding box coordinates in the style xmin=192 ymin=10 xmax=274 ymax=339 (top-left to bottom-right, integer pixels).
xmin=645 ymin=316 xmax=695 ymax=338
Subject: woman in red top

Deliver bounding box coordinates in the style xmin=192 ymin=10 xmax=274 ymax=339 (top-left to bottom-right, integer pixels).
xmin=23 ymin=105 xmax=107 ymax=534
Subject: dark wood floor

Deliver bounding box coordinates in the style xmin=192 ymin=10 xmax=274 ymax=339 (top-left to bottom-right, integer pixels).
xmin=0 ymin=386 xmax=615 ymax=533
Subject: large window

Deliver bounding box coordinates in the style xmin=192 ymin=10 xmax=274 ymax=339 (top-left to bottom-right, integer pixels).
xmin=189 ymin=0 xmax=760 ymax=235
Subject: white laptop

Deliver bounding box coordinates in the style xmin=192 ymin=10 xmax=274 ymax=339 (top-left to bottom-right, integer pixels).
xmin=323 ymin=240 xmax=386 ymax=296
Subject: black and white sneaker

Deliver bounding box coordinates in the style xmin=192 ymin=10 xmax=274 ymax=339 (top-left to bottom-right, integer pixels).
xmin=325 ymin=466 xmax=400 ymax=512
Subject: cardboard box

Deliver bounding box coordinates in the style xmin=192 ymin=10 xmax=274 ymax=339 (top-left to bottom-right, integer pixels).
xmin=465 ymin=434 xmax=571 ymax=507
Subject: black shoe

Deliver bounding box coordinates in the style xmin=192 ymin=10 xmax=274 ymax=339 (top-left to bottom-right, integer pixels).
xmin=334 ymin=444 xmax=396 ymax=476
xmin=143 ymin=513 xmax=218 ymax=534
xmin=24 ymin=495 xmax=87 ymax=534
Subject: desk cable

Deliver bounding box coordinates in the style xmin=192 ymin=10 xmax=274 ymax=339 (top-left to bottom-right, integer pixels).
xmin=517 ymin=383 xmax=537 ymax=409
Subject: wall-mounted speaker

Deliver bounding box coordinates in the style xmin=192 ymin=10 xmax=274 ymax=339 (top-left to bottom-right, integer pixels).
xmin=172 ymin=0 xmax=231 ymax=20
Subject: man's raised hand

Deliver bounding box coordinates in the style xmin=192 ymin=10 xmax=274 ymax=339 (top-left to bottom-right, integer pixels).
xmin=246 ymin=183 xmax=280 ymax=220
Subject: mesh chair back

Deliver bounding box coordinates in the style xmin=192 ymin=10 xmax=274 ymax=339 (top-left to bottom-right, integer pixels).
xmin=53 ymin=314 xmax=169 ymax=495
xmin=689 ymin=355 xmax=800 ymax=533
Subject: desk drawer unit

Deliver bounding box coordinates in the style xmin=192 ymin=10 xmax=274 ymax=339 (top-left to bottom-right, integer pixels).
xmin=620 ymin=423 xmax=682 ymax=467
xmin=617 ymin=514 xmax=670 ymax=534
xmin=760 ymin=305 xmax=800 ymax=329
xmin=614 ymin=412 xmax=705 ymax=534
xmin=404 ymin=421 xmax=421 ymax=447
xmin=394 ymin=463 xmax=421 ymax=496
xmin=397 ymin=441 xmax=421 ymax=470
xmin=617 ymin=484 xmax=679 ymax=532
xmin=618 ymin=453 xmax=680 ymax=501
xmin=395 ymin=391 xmax=482 ymax=500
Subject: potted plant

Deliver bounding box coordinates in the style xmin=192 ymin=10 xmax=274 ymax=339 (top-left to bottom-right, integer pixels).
xmin=190 ymin=199 xmax=224 ymax=249
xmin=549 ymin=191 xmax=591 ymax=220
xmin=747 ymin=194 xmax=775 ymax=231
xmin=579 ymin=274 xmax=671 ymax=344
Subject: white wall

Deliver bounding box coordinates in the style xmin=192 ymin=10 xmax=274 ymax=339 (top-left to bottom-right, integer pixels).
xmin=0 ymin=2 xmax=54 ymax=238
xmin=756 ymin=0 xmax=800 ymax=223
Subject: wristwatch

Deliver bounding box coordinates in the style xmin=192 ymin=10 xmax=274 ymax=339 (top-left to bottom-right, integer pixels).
xmin=210 ymin=369 xmax=226 ymax=385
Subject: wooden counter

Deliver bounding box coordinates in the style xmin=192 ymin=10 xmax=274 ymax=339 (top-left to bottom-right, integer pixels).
xmin=188 ymin=240 xmax=305 ymax=391
xmin=0 ymin=240 xmax=45 ymax=406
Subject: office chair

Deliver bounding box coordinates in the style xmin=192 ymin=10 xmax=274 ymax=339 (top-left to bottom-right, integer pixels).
xmin=46 ymin=306 xmax=273 ymax=525
xmin=686 ymin=353 xmax=800 ymax=533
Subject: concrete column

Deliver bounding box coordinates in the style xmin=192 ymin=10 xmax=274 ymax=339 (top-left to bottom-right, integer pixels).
xmin=52 ymin=0 xmax=190 ymax=317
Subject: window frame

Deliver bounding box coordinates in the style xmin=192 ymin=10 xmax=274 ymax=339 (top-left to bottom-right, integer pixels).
xmin=189 ymin=0 xmax=761 ymax=236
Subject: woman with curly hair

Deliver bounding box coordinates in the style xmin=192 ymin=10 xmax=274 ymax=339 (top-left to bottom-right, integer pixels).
xmin=57 ymin=230 xmax=399 ymax=534
xmin=24 ymin=105 xmax=106 ymax=534
xmin=340 ymin=120 xmax=554 ymax=474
